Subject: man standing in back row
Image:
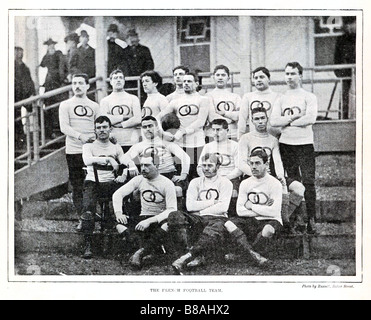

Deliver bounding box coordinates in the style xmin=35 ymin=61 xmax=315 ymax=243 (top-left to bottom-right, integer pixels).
xmin=59 ymin=73 xmax=100 ymax=217
xmin=270 ymin=62 xmax=318 ymax=234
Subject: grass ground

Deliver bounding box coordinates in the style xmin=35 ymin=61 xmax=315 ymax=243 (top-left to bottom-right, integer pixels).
xmin=14 ymin=252 xmax=356 ymax=277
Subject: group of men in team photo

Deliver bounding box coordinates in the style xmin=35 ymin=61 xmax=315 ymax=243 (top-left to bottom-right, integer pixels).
xmin=59 ymin=61 xmax=318 ymax=274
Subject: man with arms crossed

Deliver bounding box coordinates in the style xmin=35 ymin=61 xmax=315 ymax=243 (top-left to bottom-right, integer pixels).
xmin=127 ymin=116 xmax=190 ymax=185
xmin=206 ymin=65 xmax=241 ymax=141
xmin=224 ymin=149 xmax=282 ymax=266
xmin=270 ymin=62 xmax=318 ymax=234
xmin=157 ymin=72 xmax=210 ymax=180
xmin=100 ymin=69 xmax=141 ymax=153
xmin=197 ymin=119 xmax=242 ymax=216
xmin=238 ymin=67 xmax=282 ymax=139
xmin=169 ymin=153 xmax=233 ymax=274
xmin=239 ymin=106 xmax=306 ymax=234
xmin=113 ymin=154 xmax=177 ymax=269
xmin=59 ymin=73 xmax=99 ymax=218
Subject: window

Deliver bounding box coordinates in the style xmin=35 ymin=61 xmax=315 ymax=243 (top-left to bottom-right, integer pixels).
xmin=177 ymin=17 xmax=211 ymax=73
xmin=313 ymin=16 xmax=345 ymax=66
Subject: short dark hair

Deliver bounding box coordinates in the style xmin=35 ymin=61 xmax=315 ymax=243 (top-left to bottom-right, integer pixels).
xmin=201 ymin=153 xmax=222 ymax=167
xmin=95 ymin=115 xmax=112 ymax=127
xmin=211 ymin=118 xmax=229 ymax=130
xmin=184 ymin=72 xmax=199 ymax=83
xmin=142 ymin=116 xmax=158 ymax=124
xmin=252 ymin=67 xmax=271 ymax=79
xmin=72 ymin=73 xmax=89 ymax=84
xmin=213 ymin=65 xmax=230 ymax=76
xmin=251 ymin=107 xmax=268 ymax=117
xmin=109 ymin=69 xmax=125 ymax=80
xmin=140 ymin=70 xmax=163 ymax=87
xmin=285 ymin=62 xmax=304 ymax=75
xmin=172 ymin=65 xmax=189 ymax=74
xmin=142 ymin=154 xmax=161 ymax=167
xmin=250 ymin=149 xmax=269 ymax=164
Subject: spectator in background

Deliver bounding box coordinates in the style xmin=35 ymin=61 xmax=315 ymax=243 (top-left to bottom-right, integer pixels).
xmin=64 ymin=32 xmax=81 ymax=83
xmin=122 ymin=29 xmax=154 ymax=106
xmin=39 ymin=38 xmax=66 ymax=139
xmin=78 ymin=30 xmax=96 ymax=100
xmin=107 ymin=23 xmax=127 ymax=77
xmin=14 ymin=46 xmax=36 ymax=149
xmin=334 ymin=16 xmax=356 ymax=119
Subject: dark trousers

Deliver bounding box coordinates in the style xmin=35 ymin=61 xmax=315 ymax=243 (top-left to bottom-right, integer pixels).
xmin=279 ymin=143 xmax=316 ymax=220
xmin=124 ymin=215 xmax=169 ymax=254
xmin=66 ymin=154 xmax=86 ymax=215
xmin=182 ymin=146 xmax=204 ymax=181
xmin=231 ymin=217 xmax=282 ymax=243
xmin=168 ymin=211 xmax=227 ymax=257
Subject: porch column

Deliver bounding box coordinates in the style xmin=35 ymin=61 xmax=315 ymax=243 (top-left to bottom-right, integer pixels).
xmin=95 ymin=16 xmax=108 ymax=102
xmin=239 ymin=16 xmax=253 ymax=93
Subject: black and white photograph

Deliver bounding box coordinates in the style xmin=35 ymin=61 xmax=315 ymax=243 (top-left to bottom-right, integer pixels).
xmin=3 ymin=1 xmax=371 ymax=300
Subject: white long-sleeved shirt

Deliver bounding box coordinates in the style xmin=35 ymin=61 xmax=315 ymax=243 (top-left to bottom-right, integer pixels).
xmin=186 ymin=175 xmax=233 ymax=218
xmin=238 ymin=89 xmax=282 ymax=139
xmin=100 ymin=91 xmax=141 ymax=146
xmin=82 ymin=140 xmax=130 ymax=183
xmin=238 ymin=131 xmax=284 ymax=178
xmin=59 ymin=96 xmax=100 ymax=154
xmin=157 ymin=92 xmax=210 ymax=148
xmin=142 ymin=92 xmax=169 ymax=119
xmin=237 ymin=174 xmax=283 ymax=224
xmin=197 ymin=140 xmax=242 ymax=179
xmin=205 ymin=89 xmax=242 ymax=140
xmin=127 ymin=136 xmax=190 ymax=175
xmin=166 ymin=89 xmax=185 ymax=103
xmin=270 ymin=88 xmax=318 ymax=145
xmin=112 ymin=174 xmax=177 ymax=223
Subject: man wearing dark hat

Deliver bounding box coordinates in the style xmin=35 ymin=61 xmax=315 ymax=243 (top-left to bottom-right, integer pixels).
xmin=78 ymin=30 xmax=96 ymax=80
xmin=122 ymin=29 xmax=154 ymax=106
xmin=107 ymin=23 xmax=127 ymax=76
xmin=40 ymin=38 xmax=66 ymax=138
xmin=64 ymin=32 xmax=82 ymax=83
xmin=78 ymin=30 xmax=96 ymax=100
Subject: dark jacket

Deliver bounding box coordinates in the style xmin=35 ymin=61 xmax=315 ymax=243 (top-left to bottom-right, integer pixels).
xmin=40 ymin=50 xmax=65 ymax=90
xmin=334 ymin=33 xmax=356 ymax=78
xmin=107 ymin=40 xmax=125 ymax=76
xmin=78 ymin=45 xmax=96 ymax=79
xmin=122 ymin=44 xmax=154 ymax=77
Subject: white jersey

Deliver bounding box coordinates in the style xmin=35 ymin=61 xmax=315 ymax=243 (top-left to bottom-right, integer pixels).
xmin=166 ymin=89 xmax=185 ymax=103
xmin=82 ymin=140 xmax=128 ymax=183
xmin=186 ymin=175 xmax=233 ymax=218
xmin=59 ymin=96 xmax=100 ymax=154
xmin=270 ymin=88 xmax=318 ymax=146
xmin=198 ymin=140 xmax=240 ymax=177
xmin=237 ymin=174 xmax=283 ymax=224
xmin=127 ymin=136 xmax=190 ymax=175
xmin=142 ymin=92 xmax=169 ymax=119
xmin=206 ymin=89 xmax=241 ymax=140
xmin=113 ymin=174 xmax=177 ymax=223
xmin=100 ymin=91 xmax=141 ymax=146
xmin=238 ymin=89 xmax=282 ymax=138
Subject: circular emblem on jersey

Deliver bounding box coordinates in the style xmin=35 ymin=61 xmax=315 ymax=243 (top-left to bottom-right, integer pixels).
xmin=111 ymin=105 xmax=131 ymax=116
xmin=142 ymin=190 xmax=165 ymax=203
xmin=142 ymin=107 xmax=153 ymax=118
xmin=142 ymin=146 xmax=167 ymax=158
xmin=282 ymin=106 xmax=302 ymax=117
xmin=217 ymin=101 xmax=236 ymax=112
xmin=199 ymin=189 xmax=220 ymax=201
xmin=178 ymin=104 xmax=199 ymax=117
xmin=250 ymin=146 xmax=272 ymax=158
xmin=250 ymin=100 xmax=272 ymax=112
xmin=214 ymin=153 xmax=232 ymax=167
xmin=247 ymin=192 xmax=269 ymax=205
xmin=74 ymin=105 xmax=94 ymax=117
